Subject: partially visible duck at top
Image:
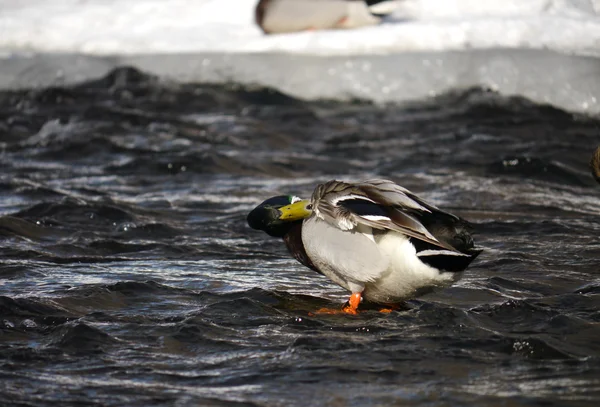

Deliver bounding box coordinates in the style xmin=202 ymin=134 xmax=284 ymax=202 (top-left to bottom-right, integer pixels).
xmin=255 ymin=0 xmax=400 ymax=34
xmin=591 ymin=146 xmax=600 ymax=185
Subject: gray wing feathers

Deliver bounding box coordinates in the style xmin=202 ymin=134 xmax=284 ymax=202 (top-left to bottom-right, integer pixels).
xmin=358 ymin=179 xmax=431 ymax=212
xmin=317 ymin=179 xmax=460 ymax=253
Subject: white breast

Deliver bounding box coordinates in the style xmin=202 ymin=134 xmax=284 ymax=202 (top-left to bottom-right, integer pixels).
xmin=302 ymin=217 xmax=461 ymax=303
xmin=363 ymin=232 xmax=461 ymax=303
xmin=301 ymin=216 xmax=389 ymax=294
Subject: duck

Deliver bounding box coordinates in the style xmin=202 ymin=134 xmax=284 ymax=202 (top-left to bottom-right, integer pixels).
xmin=248 ymin=179 xmax=482 ymax=314
xmin=591 ymin=146 xmax=600 ymax=185
xmin=255 ymin=0 xmax=399 ymax=34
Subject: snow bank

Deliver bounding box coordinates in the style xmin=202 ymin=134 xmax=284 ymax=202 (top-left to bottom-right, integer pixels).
xmin=1 ymin=0 xmax=599 ymax=114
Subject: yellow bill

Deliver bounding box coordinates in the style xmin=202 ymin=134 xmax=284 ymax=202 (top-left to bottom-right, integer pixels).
xmin=278 ymin=200 xmax=313 ymax=221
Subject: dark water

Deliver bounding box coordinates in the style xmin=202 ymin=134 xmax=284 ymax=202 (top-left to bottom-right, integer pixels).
xmin=1 ymin=67 xmax=599 ymax=406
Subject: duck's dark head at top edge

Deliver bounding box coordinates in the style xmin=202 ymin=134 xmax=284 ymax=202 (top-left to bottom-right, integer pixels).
xmin=591 ymin=146 xmax=600 ymax=185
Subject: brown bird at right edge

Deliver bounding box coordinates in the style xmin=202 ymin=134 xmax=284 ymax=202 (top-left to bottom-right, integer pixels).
xmin=255 ymin=0 xmax=399 ymax=34
xmin=591 ymin=146 xmax=600 ymax=184
xmin=248 ymin=179 xmax=482 ymax=315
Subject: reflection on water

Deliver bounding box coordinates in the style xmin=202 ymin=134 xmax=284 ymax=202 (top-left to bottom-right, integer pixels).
xmin=1 ymin=68 xmax=599 ymax=406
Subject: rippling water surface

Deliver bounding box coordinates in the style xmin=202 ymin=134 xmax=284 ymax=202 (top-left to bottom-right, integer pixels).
xmin=1 ymin=67 xmax=599 ymax=406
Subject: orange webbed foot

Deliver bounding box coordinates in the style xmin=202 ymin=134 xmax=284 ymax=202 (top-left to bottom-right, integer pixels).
xmin=309 ymin=307 xmax=350 ymax=315
xmin=309 ymin=293 xmax=362 ymax=316
xmin=377 ymin=303 xmax=404 ymax=314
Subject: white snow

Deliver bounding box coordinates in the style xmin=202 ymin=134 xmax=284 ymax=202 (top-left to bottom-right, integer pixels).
xmin=1 ymin=0 xmax=599 ymax=56
xmin=0 ymin=0 xmax=599 ymax=114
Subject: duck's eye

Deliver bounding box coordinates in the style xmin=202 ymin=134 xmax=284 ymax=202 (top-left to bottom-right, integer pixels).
xmin=306 ymin=204 xmax=313 ymax=210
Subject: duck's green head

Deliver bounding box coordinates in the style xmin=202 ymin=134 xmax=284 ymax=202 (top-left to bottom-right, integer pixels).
xmin=247 ymin=195 xmax=312 ymax=238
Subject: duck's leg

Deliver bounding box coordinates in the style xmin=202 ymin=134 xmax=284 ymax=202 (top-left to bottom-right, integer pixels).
xmin=312 ymin=292 xmax=362 ymax=315
xmin=341 ymin=292 xmax=361 ymax=315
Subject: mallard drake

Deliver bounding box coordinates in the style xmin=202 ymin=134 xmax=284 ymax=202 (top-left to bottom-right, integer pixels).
xmin=255 ymin=0 xmax=399 ymax=34
xmin=248 ymin=179 xmax=481 ymax=314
